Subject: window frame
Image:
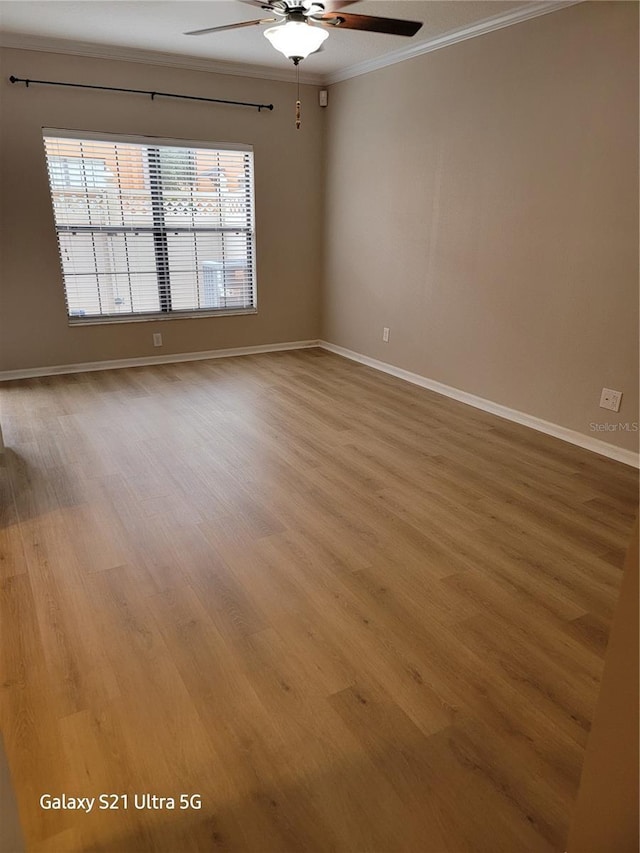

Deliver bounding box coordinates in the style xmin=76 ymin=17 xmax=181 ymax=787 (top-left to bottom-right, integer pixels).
xmin=42 ymin=128 xmax=258 ymax=326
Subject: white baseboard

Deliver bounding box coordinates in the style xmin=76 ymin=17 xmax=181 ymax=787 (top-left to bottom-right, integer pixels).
xmin=0 ymin=339 xmax=320 ymax=382
xmin=3 ymin=337 xmax=637 ymax=468
xmin=319 ymin=340 xmax=639 ymax=469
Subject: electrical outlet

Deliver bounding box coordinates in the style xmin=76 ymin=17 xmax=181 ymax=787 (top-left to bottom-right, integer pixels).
xmin=153 ymin=333 xmax=163 ymax=347
xmin=600 ymin=388 xmax=622 ymax=412
xmin=382 ymin=327 xmax=390 ymax=343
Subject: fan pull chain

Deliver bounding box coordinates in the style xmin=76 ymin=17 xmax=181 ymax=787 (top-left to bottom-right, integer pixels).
xmin=295 ymin=62 xmax=301 ymax=130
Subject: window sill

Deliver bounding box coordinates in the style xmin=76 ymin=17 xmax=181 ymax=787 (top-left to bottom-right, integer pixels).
xmin=68 ymin=308 xmax=258 ymax=327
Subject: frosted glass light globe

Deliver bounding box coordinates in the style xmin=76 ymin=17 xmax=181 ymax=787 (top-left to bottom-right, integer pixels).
xmin=264 ymin=21 xmax=328 ymax=60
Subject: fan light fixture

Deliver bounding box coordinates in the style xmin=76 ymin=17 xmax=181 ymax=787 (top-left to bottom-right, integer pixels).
xmin=264 ymin=20 xmax=328 ymax=63
xmin=185 ymin=2 xmax=422 ymax=130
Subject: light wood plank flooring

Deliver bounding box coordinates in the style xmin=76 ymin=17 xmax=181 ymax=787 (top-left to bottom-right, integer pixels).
xmin=1 ymin=349 xmax=637 ymax=852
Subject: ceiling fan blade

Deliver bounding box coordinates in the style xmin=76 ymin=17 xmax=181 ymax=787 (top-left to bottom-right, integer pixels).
xmin=315 ymin=12 xmax=422 ymax=36
xmin=304 ymin=1 xmax=358 ymax=11
xmin=238 ymin=0 xmax=288 ymax=12
xmin=239 ymin=0 xmax=356 ymax=12
xmin=184 ymin=18 xmax=276 ymax=35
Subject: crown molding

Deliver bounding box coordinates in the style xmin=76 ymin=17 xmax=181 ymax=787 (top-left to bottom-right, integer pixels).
xmin=0 ymin=1 xmax=583 ymax=88
xmin=324 ymin=0 xmax=583 ymax=85
xmin=0 ymin=33 xmax=324 ymax=85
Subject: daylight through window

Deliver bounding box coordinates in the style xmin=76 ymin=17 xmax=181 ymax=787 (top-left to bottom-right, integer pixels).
xmin=43 ymin=131 xmax=256 ymax=322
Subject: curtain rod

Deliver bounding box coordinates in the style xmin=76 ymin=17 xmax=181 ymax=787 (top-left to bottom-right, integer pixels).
xmin=8 ymin=76 xmax=274 ymax=111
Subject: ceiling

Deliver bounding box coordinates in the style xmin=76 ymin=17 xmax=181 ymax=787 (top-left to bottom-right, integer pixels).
xmin=0 ymin=1 xmax=579 ymax=83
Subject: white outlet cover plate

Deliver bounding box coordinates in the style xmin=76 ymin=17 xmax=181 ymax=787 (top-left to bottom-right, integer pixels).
xmin=599 ymin=388 xmax=622 ymax=412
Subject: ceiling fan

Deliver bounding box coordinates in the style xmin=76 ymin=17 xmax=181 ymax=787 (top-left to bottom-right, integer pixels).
xmin=185 ymin=1 xmax=423 ymax=65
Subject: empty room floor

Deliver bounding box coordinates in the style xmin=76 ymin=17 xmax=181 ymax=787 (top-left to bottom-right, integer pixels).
xmin=1 ymin=348 xmax=637 ymax=852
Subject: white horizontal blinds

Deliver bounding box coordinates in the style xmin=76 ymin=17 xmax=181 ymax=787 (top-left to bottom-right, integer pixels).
xmin=43 ymin=135 xmax=255 ymax=319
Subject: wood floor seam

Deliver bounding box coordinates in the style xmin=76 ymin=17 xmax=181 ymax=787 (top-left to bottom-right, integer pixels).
xmin=0 ymin=350 xmax=636 ymax=852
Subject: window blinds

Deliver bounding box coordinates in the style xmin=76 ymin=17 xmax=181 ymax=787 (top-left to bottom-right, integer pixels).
xmin=43 ymin=133 xmax=256 ymax=321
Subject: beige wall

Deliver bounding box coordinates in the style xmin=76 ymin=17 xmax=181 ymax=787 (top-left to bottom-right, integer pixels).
xmin=0 ymin=48 xmax=324 ymax=370
xmin=1 ymin=4 xmax=639 ymax=454
xmin=322 ymin=2 xmax=639 ymax=452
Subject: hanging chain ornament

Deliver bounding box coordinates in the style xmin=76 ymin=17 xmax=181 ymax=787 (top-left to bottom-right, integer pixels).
xmin=295 ymin=60 xmax=301 ymax=130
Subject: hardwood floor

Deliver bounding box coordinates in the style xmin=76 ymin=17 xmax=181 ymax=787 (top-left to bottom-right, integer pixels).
xmin=0 ymin=348 xmax=637 ymax=852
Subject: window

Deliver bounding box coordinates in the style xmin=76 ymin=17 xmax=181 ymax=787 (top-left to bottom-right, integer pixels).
xmin=43 ymin=131 xmax=256 ymax=322
xmin=48 ymin=156 xmax=111 ymax=189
